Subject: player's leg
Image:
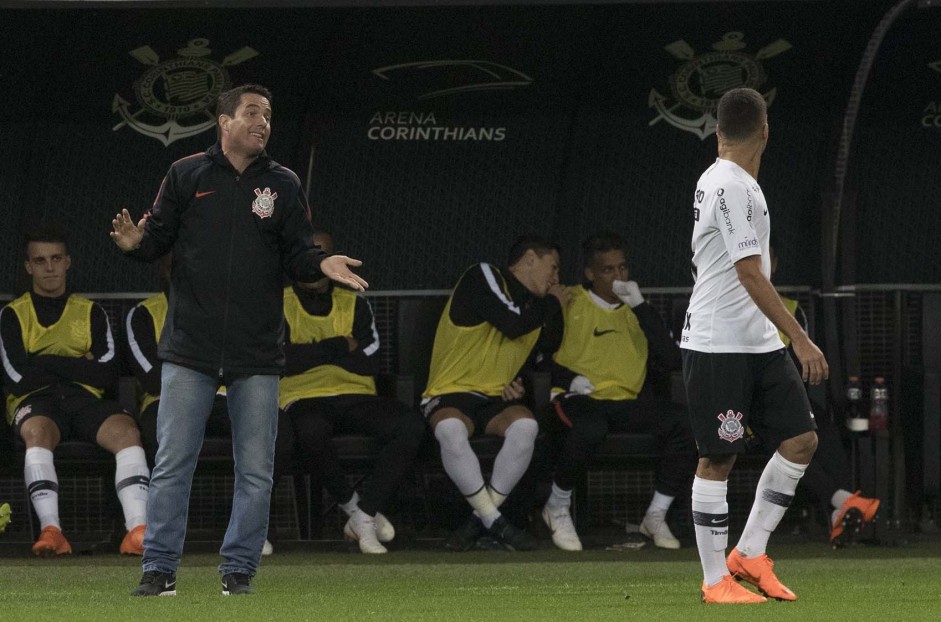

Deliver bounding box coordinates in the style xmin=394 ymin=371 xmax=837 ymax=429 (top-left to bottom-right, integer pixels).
xmin=16 ymin=395 xmax=70 ymax=557
xmin=478 ymin=403 xmax=539 ymax=551
xmin=341 ymin=396 xmax=426 ymax=548
xmin=426 ymin=395 xmax=497 ymax=550
xmin=542 ymin=395 xmax=608 ymax=551
xmin=91 ymin=402 xmax=150 ymax=556
xmin=683 ymin=350 xmax=766 ymax=604
xmin=729 ymin=350 xmax=817 ymax=601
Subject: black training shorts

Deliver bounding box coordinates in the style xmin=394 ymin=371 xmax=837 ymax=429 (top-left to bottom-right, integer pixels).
xmin=682 ymin=348 xmax=816 ymax=456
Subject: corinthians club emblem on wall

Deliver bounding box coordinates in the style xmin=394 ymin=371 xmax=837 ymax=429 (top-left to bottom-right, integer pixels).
xmin=112 ymin=38 xmax=258 ymax=146
xmin=648 ymin=32 xmax=790 ymax=140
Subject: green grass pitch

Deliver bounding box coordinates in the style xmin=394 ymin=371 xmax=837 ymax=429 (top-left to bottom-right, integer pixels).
xmin=1 ymin=542 xmax=939 ymax=621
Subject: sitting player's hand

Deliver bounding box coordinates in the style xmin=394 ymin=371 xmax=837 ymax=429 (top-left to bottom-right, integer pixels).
xmin=569 ymin=375 xmax=595 ymax=395
xmin=502 ymin=377 xmax=526 ymax=401
xmin=548 ymin=283 xmax=571 ymax=307
xmin=612 ymin=280 xmax=644 ymax=308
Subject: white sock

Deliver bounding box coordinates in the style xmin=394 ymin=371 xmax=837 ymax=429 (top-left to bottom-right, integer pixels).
xmin=831 ymin=489 xmax=853 ymax=511
xmin=692 ymin=476 xmax=729 ymax=587
xmin=489 ymin=418 xmax=538 ymax=500
xmin=435 ymin=419 xmax=486 ymax=496
xmin=114 ymin=446 xmax=150 ymax=530
xmin=547 ymin=482 xmax=573 ymax=509
xmin=467 ymin=487 xmax=501 ymax=529
xmin=487 ymin=484 xmax=507 ymax=509
xmin=736 ymin=452 xmax=807 ymax=558
xmin=644 ymin=490 xmax=674 ymax=523
xmin=24 ymin=447 xmax=60 ymax=530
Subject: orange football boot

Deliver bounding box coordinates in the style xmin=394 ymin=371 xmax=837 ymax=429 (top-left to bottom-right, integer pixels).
xmin=701 ymin=575 xmax=767 ymax=604
xmin=120 ymin=524 xmax=146 ymax=555
xmin=32 ymin=526 xmax=72 ymax=557
xmin=830 ymin=492 xmax=880 ymax=545
xmin=727 ymin=548 xmax=796 ymax=601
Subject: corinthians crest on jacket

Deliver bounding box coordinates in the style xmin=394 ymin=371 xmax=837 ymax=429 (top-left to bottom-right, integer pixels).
xmin=648 ymin=31 xmax=790 ymax=140
xmin=252 ymin=188 xmax=278 ymax=219
xmin=112 ymin=38 xmax=258 ymax=146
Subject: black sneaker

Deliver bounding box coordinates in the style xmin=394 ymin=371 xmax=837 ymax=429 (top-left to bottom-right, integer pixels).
xmin=131 ymin=570 xmax=177 ymax=596
xmin=474 ymin=534 xmax=504 ymax=551
xmin=488 ymin=515 xmax=538 ymax=551
xmin=443 ymin=515 xmax=484 ymax=552
xmin=221 ymin=572 xmax=253 ymax=596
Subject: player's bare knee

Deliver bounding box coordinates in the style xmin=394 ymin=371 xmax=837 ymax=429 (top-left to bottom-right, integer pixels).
xmin=697 ymin=454 xmax=736 ymax=480
xmin=19 ymin=417 xmax=59 ymax=449
xmin=97 ymin=413 xmax=142 ymax=451
xmin=430 ymin=409 xmax=474 ymax=437
xmin=779 ymin=431 xmax=817 ymax=463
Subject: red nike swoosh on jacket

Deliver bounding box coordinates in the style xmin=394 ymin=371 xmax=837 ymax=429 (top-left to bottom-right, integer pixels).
xmin=195 ymin=190 xmax=216 ymax=198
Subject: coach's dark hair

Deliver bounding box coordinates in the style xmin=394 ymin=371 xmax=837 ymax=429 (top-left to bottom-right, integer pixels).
xmin=216 ymin=84 xmax=273 ymax=137
xmin=717 ymin=87 xmax=767 ymax=142
xmin=22 ymin=220 xmax=69 ymax=258
xmin=582 ymin=231 xmax=628 ymax=269
xmin=507 ymin=235 xmax=560 ymax=267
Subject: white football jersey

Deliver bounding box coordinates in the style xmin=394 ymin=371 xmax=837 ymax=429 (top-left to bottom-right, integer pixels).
xmin=680 ymin=158 xmax=783 ymax=353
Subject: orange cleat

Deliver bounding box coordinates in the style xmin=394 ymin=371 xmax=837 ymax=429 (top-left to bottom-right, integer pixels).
xmin=120 ymin=524 xmax=146 ymax=555
xmin=830 ymin=492 xmax=880 ymax=545
xmin=32 ymin=526 xmax=72 ymax=557
xmin=701 ymin=575 xmax=767 ymax=604
xmin=727 ymin=548 xmax=796 ymax=601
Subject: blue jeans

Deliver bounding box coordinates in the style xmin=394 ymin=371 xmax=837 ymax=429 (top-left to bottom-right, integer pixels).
xmin=141 ymin=363 xmax=278 ymax=577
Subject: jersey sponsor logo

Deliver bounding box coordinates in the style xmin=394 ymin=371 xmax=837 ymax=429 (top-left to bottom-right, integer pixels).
xmin=113 ymin=38 xmax=258 ymax=146
xmin=737 ymin=238 xmax=759 ymax=250
xmin=592 ymin=328 xmax=616 ymax=337
xmin=648 ymin=31 xmax=790 ymax=140
xmin=718 ymin=194 xmax=735 ymax=235
xmin=251 ymin=187 xmax=278 ymax=219
xmin=717 ymin=409 xmax=745 ymax=443
xmin=195 ymin=190 xmax=216 ymax=198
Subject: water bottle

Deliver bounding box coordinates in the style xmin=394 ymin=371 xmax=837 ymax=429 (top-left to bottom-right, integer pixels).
xmin=869 ymin=377 xmax=889 ymax=432
xmin=845 ymin=376 xmax=868 ymax=432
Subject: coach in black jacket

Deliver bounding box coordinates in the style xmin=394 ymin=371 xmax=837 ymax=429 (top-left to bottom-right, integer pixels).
xmin=112 ymin=84 xmax=367 ymax=597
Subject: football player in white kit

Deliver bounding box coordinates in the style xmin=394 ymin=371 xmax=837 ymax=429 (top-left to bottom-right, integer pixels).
xmin=680 ymin=87 xmax=828 ymax=604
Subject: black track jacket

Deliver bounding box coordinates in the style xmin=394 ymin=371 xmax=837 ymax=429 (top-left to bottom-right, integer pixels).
xmin=126 ymin=142 xmax=326 ymax=377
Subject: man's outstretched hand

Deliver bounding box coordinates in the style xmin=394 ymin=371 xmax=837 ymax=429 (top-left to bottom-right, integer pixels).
xmin=321 ymin=255 xmax=369 ymax=292
xmin=111 ymin=209 xmax=146 ymax=252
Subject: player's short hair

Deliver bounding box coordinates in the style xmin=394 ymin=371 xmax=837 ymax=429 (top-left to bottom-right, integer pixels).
xmin=717 ymin=87 xmax=767 ymax=142
xmin=23 ymin=220 xmax=69 ymax=258
xmin=215 ymin=84 xmax=273 ymax=136
xmin=582 ymin=231 xmax=628 ymax=269
xmin=507 ymin=235 xmax=560 ymax=267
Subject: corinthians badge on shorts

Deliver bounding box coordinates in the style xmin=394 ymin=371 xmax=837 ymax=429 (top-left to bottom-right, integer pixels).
xmin=717 ymin=409 xmax=745 ymax=443
xmin=252 ymin=187 xmax=278 ymax=218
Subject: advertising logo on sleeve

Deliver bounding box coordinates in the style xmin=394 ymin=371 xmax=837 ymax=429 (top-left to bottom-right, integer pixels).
xmin=113 ymin=38 xmax=258 ymax=146
xmin=648 ymin=32 xmax=790 ymax=140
